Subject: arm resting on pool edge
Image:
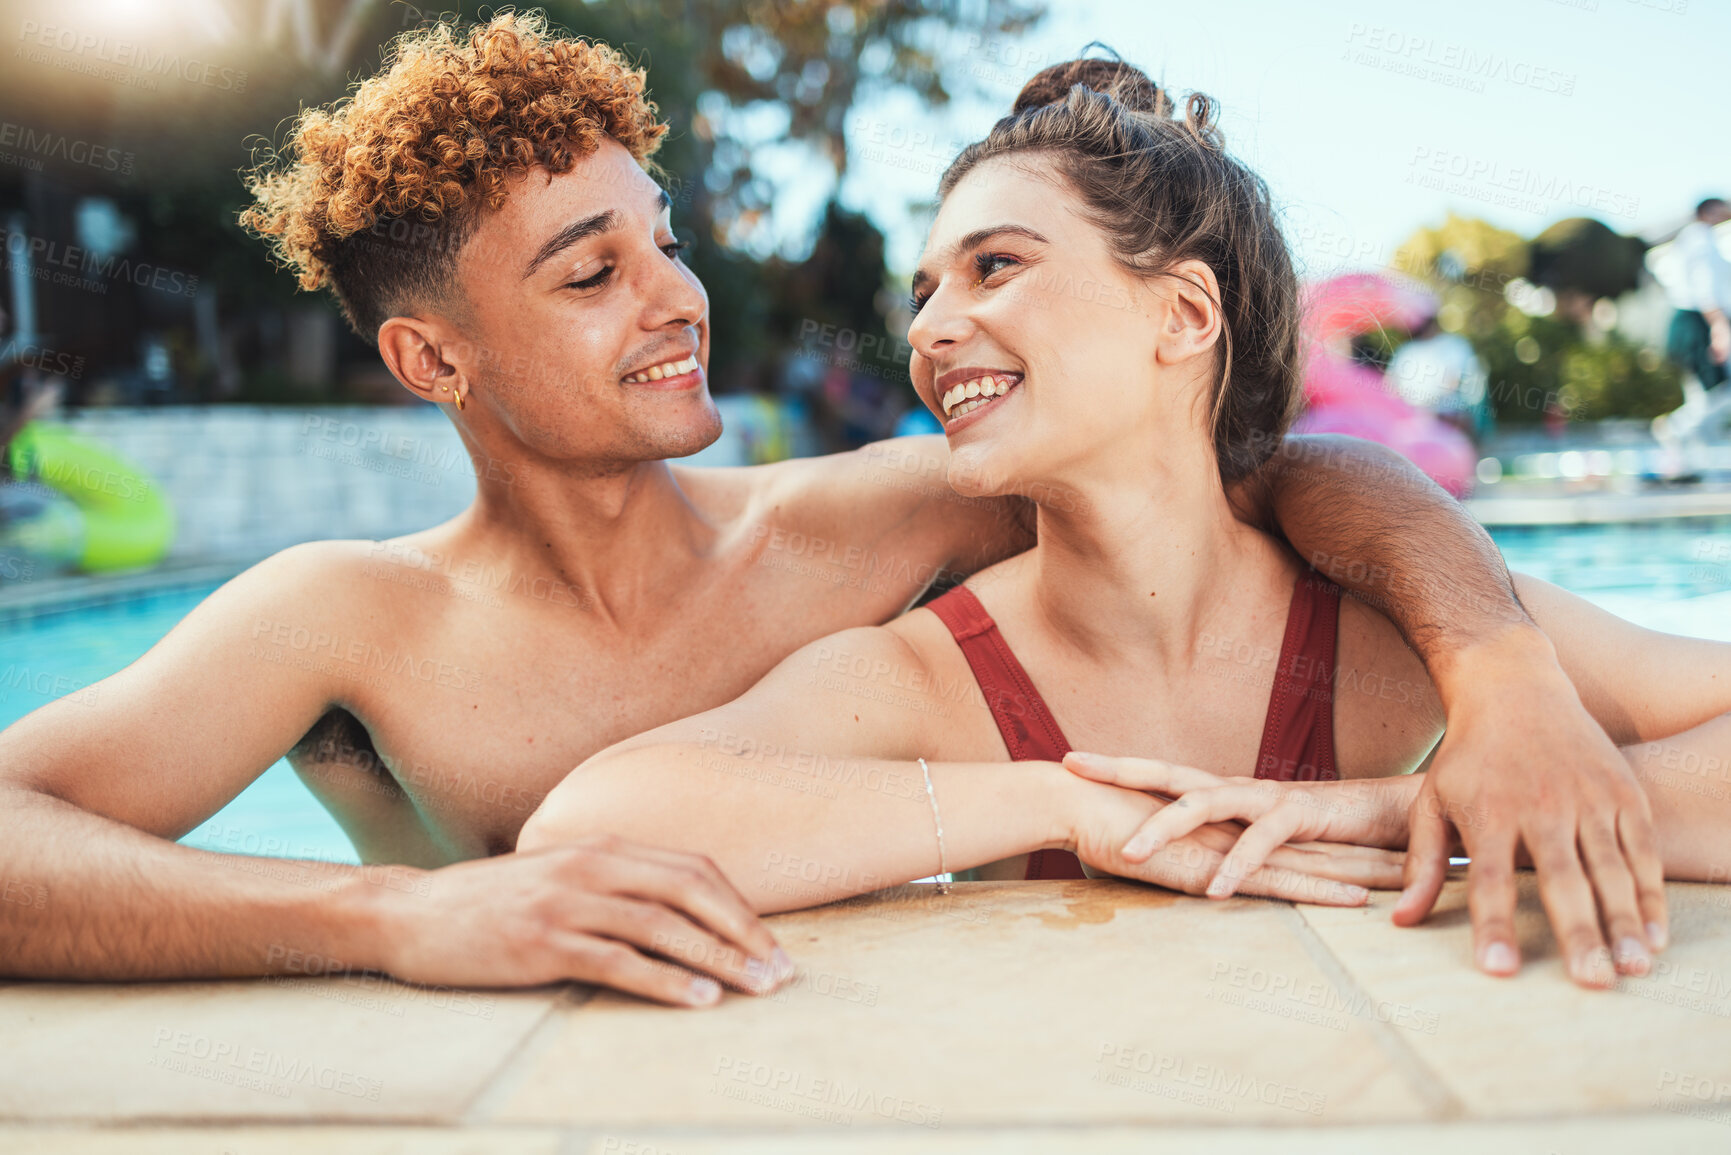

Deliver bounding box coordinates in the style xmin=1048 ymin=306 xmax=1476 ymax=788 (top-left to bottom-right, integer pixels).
xmin=517 ymin=625 xmax=1402 ymax=913
xmin=1236 ymin=433 xmax=1670 ymax=982
xmin=1074 ymin=706 xmax=1731 ymax=892
xmin=0 ymin=543 xmax=780 ymax=1003
xmin=0 ymin=544 xmax=400 ymax=981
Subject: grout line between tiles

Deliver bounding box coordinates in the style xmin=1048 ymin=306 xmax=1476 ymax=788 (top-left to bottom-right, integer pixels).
xmin=460 ymin=985 xmax=596 ymax=1125
xmin=1279 ymin=904 xmax=1466 ymax=1122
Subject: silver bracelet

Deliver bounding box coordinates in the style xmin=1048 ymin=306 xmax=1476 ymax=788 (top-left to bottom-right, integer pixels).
xmin=918 ymin=757 xmax=951 ymax=894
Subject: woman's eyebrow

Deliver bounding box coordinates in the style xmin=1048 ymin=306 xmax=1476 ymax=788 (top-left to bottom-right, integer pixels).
xmin=911 ymin=224 xmax=1050 ymax=295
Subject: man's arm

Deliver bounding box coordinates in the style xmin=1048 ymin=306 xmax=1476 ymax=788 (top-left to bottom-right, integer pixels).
xmin=1236 ymin=433 xmax=1665 ymax=988
xmin=519 ymin=623 xmax=1397 ymax=911
xmin=0 ymin=544 xmax=782 ymax=1005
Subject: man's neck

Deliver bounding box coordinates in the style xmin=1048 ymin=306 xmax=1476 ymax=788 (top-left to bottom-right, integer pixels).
xmin=453 ymin=432 xmax=718 ymax=630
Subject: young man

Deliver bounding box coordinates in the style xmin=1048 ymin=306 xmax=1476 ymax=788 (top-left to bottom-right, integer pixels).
xmin=0 ymin=14 xmax=1660 ymax=1005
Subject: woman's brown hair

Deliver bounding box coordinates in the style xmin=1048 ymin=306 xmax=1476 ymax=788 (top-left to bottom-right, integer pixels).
xmin=942 ymin=53 xmax=1300 ymax=483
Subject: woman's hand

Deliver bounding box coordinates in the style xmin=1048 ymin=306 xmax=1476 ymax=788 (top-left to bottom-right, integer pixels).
xmin=1064 ymin=752 xmax=1417 ymax=900
xmin=1060 ymin=760 xmax=1405 ymax=905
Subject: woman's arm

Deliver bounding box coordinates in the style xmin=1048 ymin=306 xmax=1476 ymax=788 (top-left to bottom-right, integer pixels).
xmin=517 ymin=625 xmax=1394 ymax=912
xmin=1069 ymin=710 xmax=1731 ymax=897
xmin=1240 ymin=435 xmax=1668 ymax=989
xmin=1622 ymin=714 xmax=1731 ymax=883
xmin=1515 ymin=573 xmax=1731 ymax=744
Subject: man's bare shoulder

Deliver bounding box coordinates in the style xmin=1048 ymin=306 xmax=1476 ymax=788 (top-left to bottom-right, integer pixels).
xmin=687 ymin=436 xmax=1022 ymax=562
xmin=673 ymin=436 xmax=950 ymax=525
xmin=204 ymin=538 xmax=404 ymax=625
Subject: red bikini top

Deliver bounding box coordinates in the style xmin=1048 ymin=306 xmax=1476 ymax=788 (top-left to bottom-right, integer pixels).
xmin=925 ymin=572 xmax=1342 ymax=879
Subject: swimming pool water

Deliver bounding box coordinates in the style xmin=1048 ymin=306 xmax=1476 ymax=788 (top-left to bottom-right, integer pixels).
xmin=1493 ymin=520 xmax=1731 ymax=641
xmin=0 ymin=584 xmax=360 ymax=864
xmin=5 ymin=518 xmax=1731 ymax=863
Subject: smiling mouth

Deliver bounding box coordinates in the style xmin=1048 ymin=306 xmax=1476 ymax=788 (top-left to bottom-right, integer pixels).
xmin=623 ymin=355 xmax=699 ymax=383
xmin=940 ymin=373 xmax=1020 ymax=421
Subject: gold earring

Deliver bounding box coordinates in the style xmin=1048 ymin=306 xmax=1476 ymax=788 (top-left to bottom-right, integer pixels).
xmin=454 ymin=391 xmax=465 ymax=411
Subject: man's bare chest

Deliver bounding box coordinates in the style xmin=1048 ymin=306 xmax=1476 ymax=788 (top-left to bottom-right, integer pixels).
xmin=301 ymin=561 xmax=917 ymax=860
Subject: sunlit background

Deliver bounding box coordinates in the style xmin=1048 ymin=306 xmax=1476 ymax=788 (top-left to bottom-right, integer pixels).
xmin=4 ymin=0 xmax=1722 ymax=423
xmin=2 ymin=0 xmax=1729 ymax=860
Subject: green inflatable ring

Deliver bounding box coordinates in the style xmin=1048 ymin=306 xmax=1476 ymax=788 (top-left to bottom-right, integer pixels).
xmin=5 ymin=422 xmax=174 ymax=571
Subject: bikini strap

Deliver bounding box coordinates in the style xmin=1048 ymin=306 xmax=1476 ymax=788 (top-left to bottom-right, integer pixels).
xmin=925 ymin=585 xmax=1072 ymax=762
xmin=1253 ymin=571 xmax=1341 ymax=782
xmin=925 ymin=585 xmax=1085 ymax=880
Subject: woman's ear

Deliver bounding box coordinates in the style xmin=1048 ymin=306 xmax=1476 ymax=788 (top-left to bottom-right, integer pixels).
xmin=378 ymin=316 xmax=470 ymax=410
xmin=1153 ymin=259 xmax=1224 ymax=367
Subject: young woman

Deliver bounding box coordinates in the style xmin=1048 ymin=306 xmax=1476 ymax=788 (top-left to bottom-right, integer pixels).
xmin=519 ymin=61 xmax=1731 ymax=991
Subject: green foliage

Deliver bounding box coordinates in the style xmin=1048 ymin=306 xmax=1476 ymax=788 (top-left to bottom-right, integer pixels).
xmin=1473 ymin=312 xmax=1680 ymax=423
xmin=0 ymin=0 xmax=1040 ymax=406
xmin=1393 ymin=212 xmax=1680 ymax=425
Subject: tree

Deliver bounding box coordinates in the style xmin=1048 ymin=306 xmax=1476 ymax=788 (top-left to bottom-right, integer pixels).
xmin=0 ymin=0 xmax=1044 ymax=405
xmin=1391 ymin=213 xmax=1679 ymax=425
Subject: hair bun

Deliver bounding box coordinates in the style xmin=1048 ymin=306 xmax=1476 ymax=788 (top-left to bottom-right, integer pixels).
xmin=1012 ymin=50 xmax=1170 ymax=117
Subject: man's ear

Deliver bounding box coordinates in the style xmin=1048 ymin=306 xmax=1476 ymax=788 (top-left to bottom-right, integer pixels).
xmin=1153 ymin=259 xmax=1224 ymax=367
xmin=378 ymin=315 xmax=468 ymax=409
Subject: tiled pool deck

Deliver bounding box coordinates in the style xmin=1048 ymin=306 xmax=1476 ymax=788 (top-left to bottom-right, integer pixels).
xmin=4 ymin=877 xmax=1728 ymax=1152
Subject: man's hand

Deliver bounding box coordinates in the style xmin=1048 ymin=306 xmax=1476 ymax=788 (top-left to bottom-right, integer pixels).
xmin=1246 ymin=434 xmax=1667 ymax=986
xmin=1061 ymin=762 xmax=1404 ymax=905
xmin=1401 ymin=630 xmax=1667 ymax=988
xmin=364 ymin=835 xmax=793 ymax=1007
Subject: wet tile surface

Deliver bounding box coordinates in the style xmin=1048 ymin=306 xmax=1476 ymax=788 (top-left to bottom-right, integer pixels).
xmin=0 ymin=1128 xmax=564 ymax=1155
xmin=5 ymin=878 xmax=1726 ymax=1149
xmin=572 ymin=1117 xmax=1731 ymax=1154
xmin=1296 ymin=877 xmax=1731 ymax=1119
xmin=486 ymin=881 xmax=1429 ymax=1128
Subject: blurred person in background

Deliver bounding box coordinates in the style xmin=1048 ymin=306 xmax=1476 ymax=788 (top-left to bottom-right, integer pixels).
xmin=1385 ymin=310 xmax=1492 ymax=442
xmin=1652 ymin=197 xmax=1731 ymax=451
xmin=0 ymin=297 xmax=80 ymax=582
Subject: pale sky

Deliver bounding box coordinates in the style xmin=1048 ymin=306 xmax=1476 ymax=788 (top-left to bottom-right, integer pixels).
xmin=828 ymin=0 xmax=1728 ymax=282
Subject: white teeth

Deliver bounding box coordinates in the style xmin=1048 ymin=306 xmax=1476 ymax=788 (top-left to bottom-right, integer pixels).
xmin=625 ymin=356 xmax=699 ymax=383
xmin=939 ymin=374 xmax=1019 ymax=417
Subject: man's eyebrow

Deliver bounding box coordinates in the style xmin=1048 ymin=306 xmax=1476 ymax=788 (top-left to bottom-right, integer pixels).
xmin=523 ymin=210 xmax=618 ymax=279
xmin=910 ymin=225 xmax=1050 ymax=296
xmin=520 ymin=189 xmax=674 ymax=280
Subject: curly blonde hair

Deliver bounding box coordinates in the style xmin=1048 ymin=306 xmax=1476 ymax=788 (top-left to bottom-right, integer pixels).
xmin=240 ymin=10 xmax=668 ymax=336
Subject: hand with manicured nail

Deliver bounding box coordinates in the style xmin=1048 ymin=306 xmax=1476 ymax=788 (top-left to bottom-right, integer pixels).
xmin=1063 ymin=754 xmax=1405 ymax=906
xmin=1065 ymin=752 xmax=1414 ymax=904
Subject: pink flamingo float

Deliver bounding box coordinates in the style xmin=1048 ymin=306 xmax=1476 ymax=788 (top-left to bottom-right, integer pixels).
xmin=1293 ymin=273 xmax=1478 ymax=498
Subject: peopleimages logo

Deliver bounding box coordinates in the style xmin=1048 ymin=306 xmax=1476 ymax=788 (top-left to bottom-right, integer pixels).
xmin=0 ymin=227 xmax=199 ymax=299
xmin=0 ymin=121 xmax=133 ymax=175
xmin=16 ymin=21 xmax=248 ymax=93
